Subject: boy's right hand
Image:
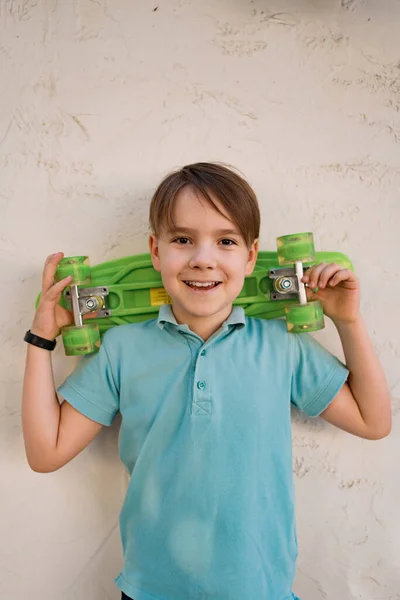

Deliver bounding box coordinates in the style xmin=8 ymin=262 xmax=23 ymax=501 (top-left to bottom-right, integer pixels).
xmin=31 ymin=253 xmax=74 ymax=340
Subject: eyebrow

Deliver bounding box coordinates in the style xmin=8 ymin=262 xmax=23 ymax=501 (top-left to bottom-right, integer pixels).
xmin=168 ymin=226 xmax=241 ymax=236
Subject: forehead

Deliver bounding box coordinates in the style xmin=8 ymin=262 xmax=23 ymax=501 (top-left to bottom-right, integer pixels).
xmin=169 ymin=186 xmax=236 ymax=230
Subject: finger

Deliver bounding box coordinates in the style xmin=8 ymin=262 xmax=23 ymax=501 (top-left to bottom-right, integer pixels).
xmin=83 ymin=311 xmax=99 ymax=320
xmin=302 ymin=263 xmax=327 ymax=290
xmin=304 ymin=285 xmax=316 ymax=301
xmin=317 ymin=263 xmax=342 ymax=289
xmin=44 ymin=275 xmax=72 ymax=302
xmin=302 ymin=263 xmax=322 ymax=283
xmin=328 ymin=269 xmax=355 ymax=287
xmin=301 ymin=267 xmax=312 ymax=283
xmin=42 ymin=252 xmax=64 ymax=294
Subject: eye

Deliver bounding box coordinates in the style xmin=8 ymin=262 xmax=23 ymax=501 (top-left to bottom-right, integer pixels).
xmin=219 ymin=239 xmax=237 ymax=246
xmin=173 ymin=237 xmax=191 ymax=244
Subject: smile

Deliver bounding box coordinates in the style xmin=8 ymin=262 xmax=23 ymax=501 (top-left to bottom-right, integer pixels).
xmin=183 ymin=281 xmax=221 ymax=290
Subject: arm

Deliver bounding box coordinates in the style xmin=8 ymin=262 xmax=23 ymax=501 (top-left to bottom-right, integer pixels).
xmin=22 ymin=343 xmax=102 ymax=472
xmin=302 ymin=263 xmax=391 ymax=440
xmin=320 ymin=316 xmax=391 ymax=439
xmin=22 ymin=253 xmax=103 ymax=472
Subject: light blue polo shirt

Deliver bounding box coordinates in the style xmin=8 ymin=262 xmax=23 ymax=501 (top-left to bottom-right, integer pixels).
xmin=58 ymin=305 xmax=348 ymax=600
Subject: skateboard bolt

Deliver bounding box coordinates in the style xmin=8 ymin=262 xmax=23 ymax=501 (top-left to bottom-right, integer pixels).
xmin=86 ymin=297 xmax=100 ymax=310
xmin=275 ymin=277 xmax=293 ymax=293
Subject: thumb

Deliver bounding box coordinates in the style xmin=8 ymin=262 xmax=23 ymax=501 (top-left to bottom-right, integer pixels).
xmin=304 ymin=283 xmax=318 ymax=301
xmin=83 ymin=311 xmax=99 ymax=320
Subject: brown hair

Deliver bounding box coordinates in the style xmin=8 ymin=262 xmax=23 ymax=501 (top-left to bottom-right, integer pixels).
xmin=149 ymin=162 xmax=260 ymax=248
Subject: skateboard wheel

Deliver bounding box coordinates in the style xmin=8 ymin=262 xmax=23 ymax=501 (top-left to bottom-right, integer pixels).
xmin=55 ymin=256 xmax=91 ymax=286
xmin=285 ymin=301 xmax=324 ymax=333
xmin=61 ymin=323 xmax=100 ymax=356
xmin=276 ymin=233 xmax=316 ymax=266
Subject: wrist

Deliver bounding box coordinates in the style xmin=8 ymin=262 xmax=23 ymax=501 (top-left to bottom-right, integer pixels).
xmin=30 ymin=326 xmax=57 ymax=341
xmin=25 ymin=329 xmax=57 ymax=351
xmin=333 ymin=314 xmax=364 ymax=333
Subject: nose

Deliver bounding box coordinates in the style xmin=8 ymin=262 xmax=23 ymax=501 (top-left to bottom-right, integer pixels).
xmin=188 ymin=244 xmax=217 ymax=270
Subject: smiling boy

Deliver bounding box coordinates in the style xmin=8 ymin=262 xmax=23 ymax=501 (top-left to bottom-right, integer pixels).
xmin=22 ymin=162 xmax=391 ymax=600
xmin=149 ymin=182 xmax=258 ymax=341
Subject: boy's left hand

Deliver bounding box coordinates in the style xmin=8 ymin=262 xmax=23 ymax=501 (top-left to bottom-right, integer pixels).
xmin=301 ymin=263 xmax=360 ymax=325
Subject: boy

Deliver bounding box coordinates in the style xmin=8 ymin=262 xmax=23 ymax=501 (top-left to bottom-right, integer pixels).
xmin=22 ymin=162 xmax=391 ymax=600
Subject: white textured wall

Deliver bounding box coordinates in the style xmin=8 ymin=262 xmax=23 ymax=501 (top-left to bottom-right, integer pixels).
xmin=1 ymin=1 xmax=399 ymax=598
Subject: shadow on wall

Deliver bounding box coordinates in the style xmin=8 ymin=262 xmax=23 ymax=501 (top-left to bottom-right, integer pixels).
xmin=217 ymin=0 xmax=362 ymax=17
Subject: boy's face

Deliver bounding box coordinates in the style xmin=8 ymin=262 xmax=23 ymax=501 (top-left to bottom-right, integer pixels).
xmin=149 ymin=186 xmax=258 ymax=338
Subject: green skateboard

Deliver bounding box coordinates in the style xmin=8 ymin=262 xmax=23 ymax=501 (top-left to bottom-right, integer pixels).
xmin=40 ymin=232 xmax=352 ymax=356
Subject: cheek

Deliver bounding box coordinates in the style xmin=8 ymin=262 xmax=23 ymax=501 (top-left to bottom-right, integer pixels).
xmin=227 ymin=254 xmax=249 ymax=275
xmin=227 ymin=257 xmax=250 ymax=288
xmin=160 ymin=252 xmax=184 ymax=277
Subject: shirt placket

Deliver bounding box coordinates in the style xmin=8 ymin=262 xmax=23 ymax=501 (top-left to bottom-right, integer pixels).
xmin=192 ymin=344 xmax=212 ymax=416
xmin=176 ymin=323 xmax=232 ymax=418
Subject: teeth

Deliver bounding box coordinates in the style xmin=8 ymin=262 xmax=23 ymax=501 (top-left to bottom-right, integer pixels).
xmin=185 ymin=281 xmax=219 ymax=288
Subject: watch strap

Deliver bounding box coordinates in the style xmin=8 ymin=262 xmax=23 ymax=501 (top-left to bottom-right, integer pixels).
xmin=24 ymin=330 xmax=57 ymax=351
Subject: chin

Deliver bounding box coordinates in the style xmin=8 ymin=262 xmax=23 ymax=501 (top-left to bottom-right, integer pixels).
xmin=188 ymin=303 xmax=231 ymax=318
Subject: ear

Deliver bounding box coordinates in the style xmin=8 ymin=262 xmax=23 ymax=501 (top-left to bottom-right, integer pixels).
xmin=149 ymin=234 xmax=161 ymax=272
xmin=245 ymin=238 xmax=259 ymax=276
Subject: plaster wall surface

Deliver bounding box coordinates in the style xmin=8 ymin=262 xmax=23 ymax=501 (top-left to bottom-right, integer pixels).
xmin=1 ymin=1 xmax=399 ymax=598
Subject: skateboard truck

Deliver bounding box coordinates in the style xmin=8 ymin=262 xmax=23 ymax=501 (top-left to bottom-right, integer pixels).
xmin=268 ymin=263 xmax=310 ymax=304
xmin=267 ymin=232 xmax=324 ymax=332
xmin=65 ymin=285 xmax=111 ymax=325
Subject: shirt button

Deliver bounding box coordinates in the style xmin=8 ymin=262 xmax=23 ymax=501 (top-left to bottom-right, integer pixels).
xmin=197 ymin=381 xmax=206 ymax=390
xmin=200 ymin=350 xmax=206 ymax=356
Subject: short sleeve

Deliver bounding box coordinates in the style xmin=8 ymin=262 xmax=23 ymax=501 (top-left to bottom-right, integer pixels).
xmin=57 ymin=331 xmax=119 ymax=426
xmin=290 ymin=332 xmax=349 ymax=418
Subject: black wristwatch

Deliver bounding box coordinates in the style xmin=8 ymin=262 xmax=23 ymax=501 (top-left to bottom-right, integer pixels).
xmin=24 ymin=330 xmax=57 ymax=351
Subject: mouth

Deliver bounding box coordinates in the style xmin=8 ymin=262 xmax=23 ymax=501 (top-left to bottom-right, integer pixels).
xmin=183 ymin=281 xmax=222 ymax=291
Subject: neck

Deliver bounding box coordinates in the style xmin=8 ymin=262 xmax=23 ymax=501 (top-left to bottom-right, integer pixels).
xmin=171 ymin=305 xmax=233 ymax=341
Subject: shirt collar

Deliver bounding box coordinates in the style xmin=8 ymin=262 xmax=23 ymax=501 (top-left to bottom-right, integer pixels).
xmin=157 ymin=304 xmax=246 ymax=331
